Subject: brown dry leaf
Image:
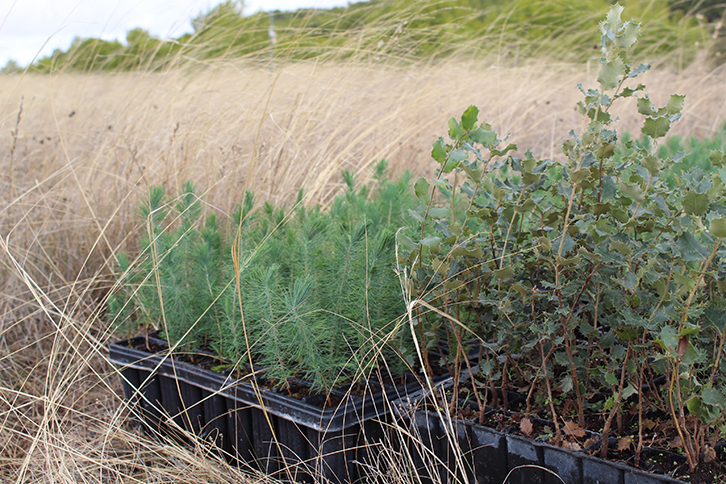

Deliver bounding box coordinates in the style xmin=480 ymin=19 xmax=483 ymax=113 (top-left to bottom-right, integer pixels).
xmin=563 ymin=420 xmax=586 ymax=438
xmin=584 ymin=437 xmax=597 ymax=448
xmin=670 ymin=436 xmax=683 ymax=448
xmin=562 ymin=441 xmax=582 ymax=452
xmin=704 ymin=447 xmax=717 ymax=463
xmin=677 ymin=335 xmax=689 ymax=357
xmin=520 ymin=417 xmax=533 ymax=436
xmin=643 ymin=418 xmax=657 ymax=430
xmin=617 ymin=436 xmax=633 ymax=451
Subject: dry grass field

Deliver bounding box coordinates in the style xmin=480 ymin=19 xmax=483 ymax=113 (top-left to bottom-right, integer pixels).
xmin=2 ymin=55 xmax=726 ymax=482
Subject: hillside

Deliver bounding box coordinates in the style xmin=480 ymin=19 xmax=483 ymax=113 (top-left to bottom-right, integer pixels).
xmin=22 ymin=0 xmax=717 ymax=73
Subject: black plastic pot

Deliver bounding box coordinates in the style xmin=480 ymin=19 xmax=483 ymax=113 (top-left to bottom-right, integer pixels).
xmin=109 ymin=334 xmax=416 ymax=484
xmin=393 ymin=399 xmax=694 ymax=484
xmin=468 ymin=421 xmax=508 ymax=484
xmin=580 ymin=450 xmax=687 ymax=484
xmin=393 ymin=401 xmax=478 ymax=484
xmin=582 ymin=438 xmax=688 ymax=484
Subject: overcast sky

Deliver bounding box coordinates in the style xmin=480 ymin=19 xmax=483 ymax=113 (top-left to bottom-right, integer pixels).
xmin=0 ymin=0 xmax=350 ymax=68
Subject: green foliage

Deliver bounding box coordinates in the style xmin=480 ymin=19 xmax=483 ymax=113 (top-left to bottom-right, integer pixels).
xmin=402 ymin=4 xmax=726 ymax=471
xmin=1 ymin=59 xmax=22 ymax=74
xmin=669 ymin=0 xmax=726 ymax=22
xmin=109 ymin=182 xmax=230 ymax=353
xmin=618 ymin=121 xmax=726 ymax=188
xmin=31 ymin=0 xmax=706 ymax=72
xmin=108 ymin=161 xmax=417 ymax=392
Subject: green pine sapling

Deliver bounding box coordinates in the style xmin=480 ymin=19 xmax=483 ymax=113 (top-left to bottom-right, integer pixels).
xmin=109 ymin=160 xmax=419 ymax=395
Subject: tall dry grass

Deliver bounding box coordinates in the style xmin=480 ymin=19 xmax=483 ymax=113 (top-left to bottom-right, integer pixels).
xmin=2 ymin=53 xmax=726 ymax=482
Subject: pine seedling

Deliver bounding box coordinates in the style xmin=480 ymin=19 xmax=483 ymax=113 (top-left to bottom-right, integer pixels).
xmin=112 ymin=167 xmax=418 ymax=395
xmin=277 ymin=275 xmax=334 ymax=391
xmin=244 ymin=264 xmax=290 ymax=382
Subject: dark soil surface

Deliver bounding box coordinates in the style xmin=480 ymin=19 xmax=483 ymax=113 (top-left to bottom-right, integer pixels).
xmin=125 ymin=332 xmax=426 ymax=410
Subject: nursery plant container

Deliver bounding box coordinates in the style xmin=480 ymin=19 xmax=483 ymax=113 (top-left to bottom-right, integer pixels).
xmin=393 ymin=400 xmax=475 ymax=484
xmin=393 ymin=399 xmax=698 ymax=484
xmin=391 ymin=375 xmax=524 ymax=484
xmin=109 ymin=333 xmax=421 ymax=484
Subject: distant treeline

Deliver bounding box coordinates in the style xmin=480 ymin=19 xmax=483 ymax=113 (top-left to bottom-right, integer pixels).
xmin=11 ymin=0 xmax=726 ymax=73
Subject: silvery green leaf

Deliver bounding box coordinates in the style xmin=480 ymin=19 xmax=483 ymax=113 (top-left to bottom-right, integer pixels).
xmin=420 ymin=235 xmax=441 ymax=247
xmin=449 ymin=148 xmax=467 ymax=162
xmin=619 ymin=180 xmax=644 ymax=202
xmin=602 ymin=177 xmax=618 ymax=199
xmin=642 ymin=116 xmax=670 ymax=139
xmin=493 ymin=266 xmax=514 ymax=280
xmin=448 ymin=117 xmax=463 ymax=139
xmin=561 ymin=375 xmax=573 ymax=393
xmin=605 ymin=372 xmax=618 ymax=386
xmin=442 ymin=159 xmax=460 ymax=173
xmin=666 ymin=94 xmax=685 ymax=115
xmin=682 ymin=191 xmax=710 ymax=216
xmin=470 ymin=128 xmax=497 ymax=147
xmin=618 ymin=21 xmax=640 ymax=49
xmin=642 ymin=156 xmax=660 ymax=176
xmin=710 ymin=218 xmax=726 ymax=238
xmin=626 ymin=63 xmax=650 ymax=79
xmin=432 ymin=137 xmax=447 ymax=163
xmin=414 ymin=177 xmax=430 ymax=200
xmin=703 ymin=306 xmax=726 ymax=332
xmin=428 ymin=207 xmax=448 ymax=219
xmin=609 ymin=240 xmax=631 ymax=255
xmin=702 ymin=387 xmax=726 ymax=410
xmin=637 ymin=97 xmax=656 ymax=116
xmin=461 ymin=105 xmax=479 ymax=131
xmin=617 ymin=272 xmax=637 ymax=291
xmin=598 ymin=57 xmax=625 ymax=91
xmin=554 ymin=232 xmax=576 ymax=253
xmin=606 ymin=4 xmax=624 ymax=34
xmin=710 ymin=150 xmax=725 ymax=168
xmin=677 ymin=232 xmax=709 ymax=262
xmin=460 ymin=181 xmax=475 ymax=196
xmin=397 ymin=233 xmax=416 ymax=251
xmin=557 ymin=181 xmax=573 ymax=199
xmin=491 ymin=143 xmax=517 ymax=158
xmin=622 ymin=384 xmax=638 ymax=401
xmin=570 ymin=168 xmax=592 ymax=185
xmin=408 ymin=208 xmax=425 ymax=223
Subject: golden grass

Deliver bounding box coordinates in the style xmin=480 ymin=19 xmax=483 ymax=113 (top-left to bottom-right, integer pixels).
xmin=2 ymin=55 xmax=726 ymax=482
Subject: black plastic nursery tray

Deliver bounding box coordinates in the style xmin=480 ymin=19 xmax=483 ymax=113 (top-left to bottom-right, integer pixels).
xmin=392 ymin=397 xmax=694 ymax=484
xmin=109 ymin=334 xmax=430 ymax=484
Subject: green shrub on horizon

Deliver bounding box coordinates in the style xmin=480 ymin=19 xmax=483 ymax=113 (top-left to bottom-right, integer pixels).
xmin=28 ymin=0 xmax=706 ymax=73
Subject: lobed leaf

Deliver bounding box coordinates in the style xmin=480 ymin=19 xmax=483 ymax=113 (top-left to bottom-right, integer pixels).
xmin=709 ymin=218 xmax=726 ymax=238
xmin=432 ymin=137 xmax=447 ymax=163
xmin=598 ymin=57 xmax=625 ymax=91
xmin=642 ymin=116 xmax=670 ymax=139
xmin=682 ymin=191 xmax=710 ymax=216
xmin=461 ymin=105 xmax=479 ymax=132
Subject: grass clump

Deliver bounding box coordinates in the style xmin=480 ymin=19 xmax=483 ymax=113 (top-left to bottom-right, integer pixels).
xmin=108 ymin=161 xmax=417 ymax=393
